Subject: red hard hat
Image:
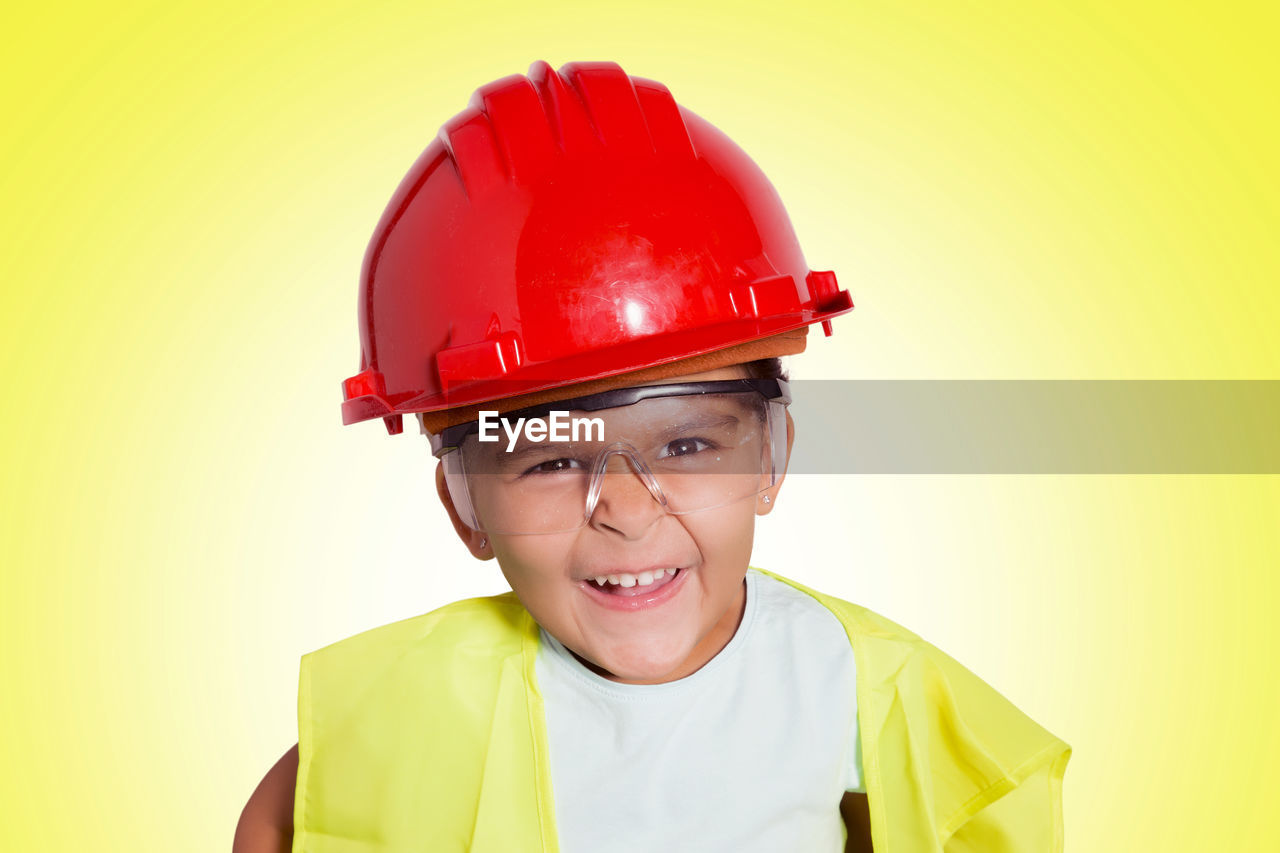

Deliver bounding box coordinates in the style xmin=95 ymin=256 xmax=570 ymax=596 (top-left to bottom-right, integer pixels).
xmin=342 ymin=60 xmax=853 ymax=434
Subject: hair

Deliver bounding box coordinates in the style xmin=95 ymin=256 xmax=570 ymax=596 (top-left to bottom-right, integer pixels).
xmin=743 ymin=357 xmax=788 ymax=382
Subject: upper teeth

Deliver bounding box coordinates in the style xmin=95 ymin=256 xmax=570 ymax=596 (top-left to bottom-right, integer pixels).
xmin=592 ymin=568 xmax=678 ymax=588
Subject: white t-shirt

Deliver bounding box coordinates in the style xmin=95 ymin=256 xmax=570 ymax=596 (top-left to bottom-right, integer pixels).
xmin=535 ymin=568 xmax=864 ymax=852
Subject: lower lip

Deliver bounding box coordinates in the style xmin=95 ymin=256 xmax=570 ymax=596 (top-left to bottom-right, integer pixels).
xmin=577 ymin=568 xmax=689 ymax=612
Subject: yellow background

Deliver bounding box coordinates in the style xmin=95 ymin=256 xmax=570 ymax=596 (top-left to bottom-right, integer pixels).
xmin=3 ymin=1 xmax=1277 ymax=850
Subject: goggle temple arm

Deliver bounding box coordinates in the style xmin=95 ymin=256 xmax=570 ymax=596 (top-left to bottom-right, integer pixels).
xmin=438 ymin=447 xmax=484 ymax=532
xmin=766 ymin=399 xmax=790 ymax=489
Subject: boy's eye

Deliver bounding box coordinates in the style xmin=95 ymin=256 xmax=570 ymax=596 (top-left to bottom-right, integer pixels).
xmin=524 ymin=457 xmax=584 ymax=475
xmin=659 ymin=437 xmax=713 ymax=458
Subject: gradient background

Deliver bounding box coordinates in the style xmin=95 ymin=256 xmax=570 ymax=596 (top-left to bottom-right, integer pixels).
xmin=3 ymin=1 xmax=1277 ymax=850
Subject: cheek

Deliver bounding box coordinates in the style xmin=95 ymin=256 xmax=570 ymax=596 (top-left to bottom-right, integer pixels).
xmin=493 ymin=540 xmax=549 ymax=576
xmin=685 ymin=504 xmax=759 ymax=570
xmin=489 ymin=536 xmax=576 ymax=603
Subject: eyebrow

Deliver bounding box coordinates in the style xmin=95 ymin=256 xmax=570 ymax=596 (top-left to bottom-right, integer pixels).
xmin=649 ymin=412 xmax=742 ymax=444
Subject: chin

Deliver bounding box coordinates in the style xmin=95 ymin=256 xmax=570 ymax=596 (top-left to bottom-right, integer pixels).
xmin=595 ymin=642 xmax=691 ymax=684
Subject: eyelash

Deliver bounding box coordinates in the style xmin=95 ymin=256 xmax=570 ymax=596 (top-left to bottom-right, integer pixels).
xmin=658 ymin=437 xmax=715 ymax=458
xmin=523 ymin=457 xmax=585 ymax=476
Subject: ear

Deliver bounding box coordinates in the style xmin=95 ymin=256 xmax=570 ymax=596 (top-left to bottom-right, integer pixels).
xmin=435 ymin=462 xmax=494 ymax=560
xmin=756 ymin=410 xmax=794 ymax=517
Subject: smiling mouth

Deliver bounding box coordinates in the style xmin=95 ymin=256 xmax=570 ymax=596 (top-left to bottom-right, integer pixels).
xmin=588 ymin=567 xmax=678 ymax=592
xmin=580 ymin=567 xmax=684 ymax=601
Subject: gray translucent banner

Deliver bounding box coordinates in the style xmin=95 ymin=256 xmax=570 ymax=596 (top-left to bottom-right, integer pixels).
xmin=784 ymin=381 xmax=1280 ymax=474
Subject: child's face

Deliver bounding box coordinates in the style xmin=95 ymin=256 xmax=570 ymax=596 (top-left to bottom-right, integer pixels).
xmin=436 ymin=364 xmax=792 ymax=684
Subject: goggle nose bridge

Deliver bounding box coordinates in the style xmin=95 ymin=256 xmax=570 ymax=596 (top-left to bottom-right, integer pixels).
xmin=582 ymin=441 xmax=671 ymax=522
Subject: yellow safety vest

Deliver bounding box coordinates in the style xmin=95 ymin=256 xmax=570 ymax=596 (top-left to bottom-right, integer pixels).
xmin=292 ymin=569 xmax=1071 ymax=851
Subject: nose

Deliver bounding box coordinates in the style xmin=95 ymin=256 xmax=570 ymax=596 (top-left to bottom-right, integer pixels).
xmin=586 ymin=447 xmax=667 ymax=538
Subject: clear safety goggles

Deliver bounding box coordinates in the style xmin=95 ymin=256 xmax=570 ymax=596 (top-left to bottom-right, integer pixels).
xmin=428 ymin=379 xmax=791 ymax=535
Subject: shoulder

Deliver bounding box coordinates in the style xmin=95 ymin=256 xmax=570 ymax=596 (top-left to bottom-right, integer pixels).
xmin=749 ymin=567 xmax=942 ymax=698
xmin=749 ymin=566 xmax=926 ymax=646
xmin=299 ymin=591 xmax=534 ymax=702
xmin=748 ymin=569 xmax=863 ymax=667
xmin=753 ymin=567 xmax=1071 ymax=845
xmin=297 ymin=591 xmax=537 ymax=776
xmin=749 ymin=566 xmax=1059 ymax=747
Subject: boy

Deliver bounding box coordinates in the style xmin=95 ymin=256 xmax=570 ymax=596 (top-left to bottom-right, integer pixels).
xmin=235 ymin=60 xmax=1069 ymax=852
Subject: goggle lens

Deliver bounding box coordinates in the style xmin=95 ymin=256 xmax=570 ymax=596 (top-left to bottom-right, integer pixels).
xmin=438 ymin=383 xmax=788 ymax=535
